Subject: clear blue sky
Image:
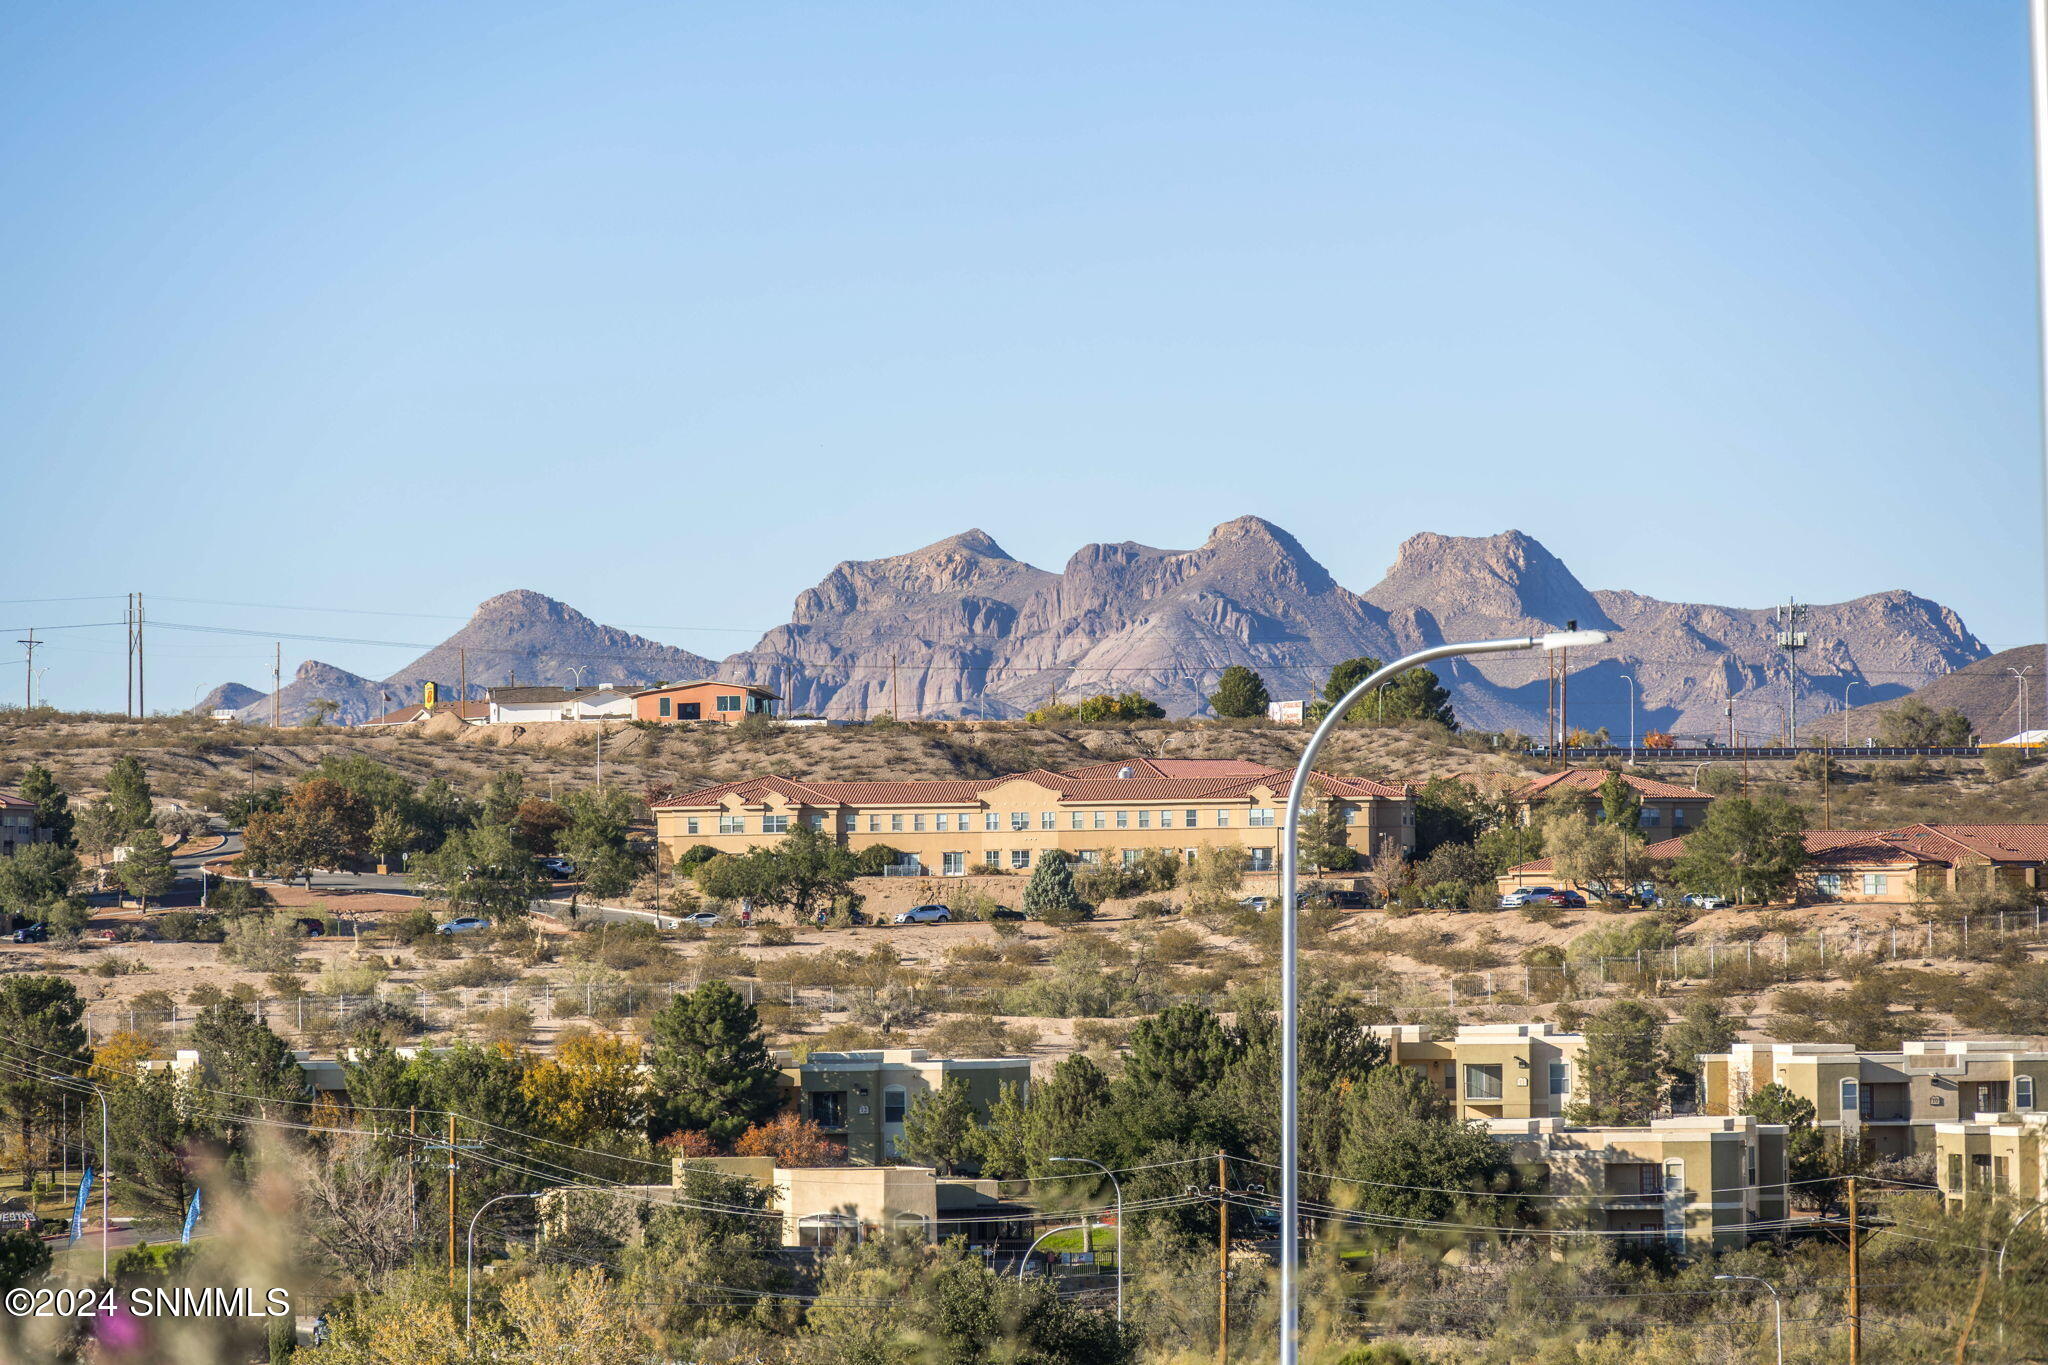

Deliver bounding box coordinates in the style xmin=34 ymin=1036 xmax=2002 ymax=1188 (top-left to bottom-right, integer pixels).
xmin=3 ymin=1 xmax=2042 ymax=712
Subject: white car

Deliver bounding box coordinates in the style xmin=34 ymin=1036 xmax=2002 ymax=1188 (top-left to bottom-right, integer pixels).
xmin=676 ymin=910 xmax=722 ymax=929
xmin=1239 ymin=896 xmax=1270 ymax=912
xmin=435 ymin=917 xmax=490 ymax=935
xmin=894 ymin=905 xmax=951 ymax=925
xmin=1498 ymin=886 xmax=1558 ymax=908
xmin=538 ymin=857 xmax=576 ymax=878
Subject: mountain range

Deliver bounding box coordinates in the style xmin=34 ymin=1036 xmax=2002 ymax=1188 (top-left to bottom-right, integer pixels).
xmin=202 ymin=517 xmax=1990 ymax=736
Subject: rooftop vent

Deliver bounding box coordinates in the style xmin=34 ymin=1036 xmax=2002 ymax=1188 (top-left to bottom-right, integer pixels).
xmin=1117 ymin=765 xmax=1134 ymax=779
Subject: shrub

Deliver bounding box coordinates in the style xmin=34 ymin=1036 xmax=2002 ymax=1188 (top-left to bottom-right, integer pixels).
xmin=1984 ymin=748 xmax=2024 ymax=782
xmin=156 ymin=911 xmax=225 ymax=943
xmin=468 ymin=1003 xmax=533 ymax=1047
xmin=756 ymin=922 xmax=796 ymax=947
xmin=922 ymin=1016 xmax=1039 ymax=1056
xmin=1128 ymin=898 xmax=1173 ymax=919
xmin=427 ymin=957 xmax=520 ymax=990
xmin=854 ymin=844 xmax=906 ymax=876
xmin=387 ymin=907 xmax=439 ymax=945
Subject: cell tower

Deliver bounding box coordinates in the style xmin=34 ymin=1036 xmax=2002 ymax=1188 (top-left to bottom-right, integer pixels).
xmin=1775 ymin=598 xmax=1809 ymax=745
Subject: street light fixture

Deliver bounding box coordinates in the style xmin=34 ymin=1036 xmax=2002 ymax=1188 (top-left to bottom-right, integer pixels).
xmin=1713 ymin=1274 xmax=1783 ymax=1365
xmin=1016 ymin=1221 xmax=1094 ymax=1281
xmin=1051 ymin=1156 xmax=1123 ymax=1322
xmin=2009 ymin=666 xmax=2035 ymax=737
xmin=1277 ymin=628 xmax=1610 ymax=1364
xmin=1842 ymin=680 xmax=1864 ymax=744
xmin=1616 ymin=672 xmax=1637 ymax=755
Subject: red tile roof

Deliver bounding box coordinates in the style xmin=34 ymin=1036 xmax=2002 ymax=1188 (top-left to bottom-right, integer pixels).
xmin=1503 ymin=824 xmax=2048 ymax=877
xmin=0 ymin=793 xmax=33 ymax=810
xmin=1059 ymin=757 xmax=1279 ymax=781
xmin=1516 ymin=769 xmax=1711 ymax=803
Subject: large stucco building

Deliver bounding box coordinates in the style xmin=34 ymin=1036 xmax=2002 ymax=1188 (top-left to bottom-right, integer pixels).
xmin=1699 ymin=1039 xmax=2048 ymax=1159
xmin=1936 ymin=1111 xmax=2047 ymax=1207
xmin=652 ymin=757 xmax=1413 ymax=876
xmin=1373 ymin=1023 xmax=1587 ymax=1123
xmin=1510 ymin=769 xmax=1715 ymax=835
xmin=775 ymin=1047 xmax=1030 ymax=1164
xmin=1487 ymin=1115 xmax=1790 ymax=1254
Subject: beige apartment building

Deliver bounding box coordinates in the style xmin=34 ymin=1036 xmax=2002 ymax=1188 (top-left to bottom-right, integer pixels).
xmin=1935 ymin=1111 xmax=2047 ymax=1206
xmin=1510 ymin=769 xmax=1714 ymax=835
xmin=1487 ymin=1115 xmax=1790 ymax=1254
xmin=1374 ymin=1023 xmax=1587 ymax=1122
xmin=652 ymin=757 xmax=1414 ymax=877
xmin=1699 ymin=1040 xmax=2048 ymax=1159
xmin=776 ymin=1048 xmax=1030 ymax=1164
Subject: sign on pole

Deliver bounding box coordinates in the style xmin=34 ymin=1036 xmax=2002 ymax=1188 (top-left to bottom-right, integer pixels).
xmin=181 ymin=1187 xmax=202 ymax=1245
xmin=69 ymin=1169 xmax=95 ymax=1244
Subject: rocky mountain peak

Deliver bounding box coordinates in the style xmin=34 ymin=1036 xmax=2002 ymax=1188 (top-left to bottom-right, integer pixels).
xmin=471 ymin=589 xmax=592 ymax=626
xmin=1370 ymin=529 xmax=1613 ymax=631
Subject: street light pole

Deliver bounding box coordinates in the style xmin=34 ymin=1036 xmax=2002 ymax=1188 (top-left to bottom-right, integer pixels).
xmin=1713 ymin=1274 xmax=1783 ymax=1365
xmin=466 ymin=1190 xmax=546 ymax=1333
xmin=1842 ymin=680 xmax=1863 ymax=744
xmin=1016 ymin=1222 xmax=1092 ymax=1281
xmin=1278 ymin=629 xmax=1610 ymax=1365
xmin=2009 ymin=667 xmax=2034 ymax=737
xmin=1051 ymin=1156 xmax=1123 ymax=1322
xmin=1617 ymin=672 xmax=1637 ymax=755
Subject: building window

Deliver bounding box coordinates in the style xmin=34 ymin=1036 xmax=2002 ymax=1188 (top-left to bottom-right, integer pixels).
xmin=891 ymin=814 xmax=905 ymax=833
xmin=985 ymin=850 xmax=1001 ymax=866
xmin=1662 ymin=1159 xmax=1685 ymax=1194
xmin=1078 ymin=850 xmax=1099 ymax=865
xmin=910 ymin=814 xmax=924 ymax=832
xmin=808 ymin=814 xmax=827 ymax=830
xmin=1011 ymin=812 xmax=1029 ymax=831
xmin=1817 ymin=873 xmax=1843 ymax=895
xmin=658 ymin=697 xmax=672 ymax=717
xmin=1344 ymin=807 xmax=1359 ymax=825
xmin=942 ymin=852 xmax=964 ymax=875
xmin=718 ymin=816 xmax=744 ymax=835
xmin=685 ymin=818 xmax=700 ymax=835
xmin=1672 ymin=808 xmax=1688 ymax=827
xmin=1012 ymin=850 xmax=1031 ymax=870
xmin=1122 ymin=849 xmax=1140 ymax=867
xmin=868 ymin=815 xmax=881 ymax=833
xmin=1041 ymin=812 xmax=1054 ymax=829
xmin=1548 ymin=1061 xmax=1570 ymax=1097
xmin=1070 ymin=813 xmax=1084 ymax=830
xmin=810 ymin=1092 xmax=847 ymax=1128
xmin=1861 ymin=873 xmax=1888 ymax=896
xmin=883 ymin=1087 xmax=907 ymax=1124
xmin=1402 ymin=809 xmax=1413 ymax=826
xmin=1464 ymin=1065 xmax=1504 ymax=1100
xmin=1250 ymin=809 xmax=1276 ymax=827
xmin=762 ymin=815 xmax=789 ymax=834
xmin=716 ymin=694 xmax=741 ymax=713
xmin=935 ymin=813 xmax=949 ymax=832
xmin=1092 ymin=811 xmax=1107 ymax=829
xmin=1248 ymin=848 xmax=1272 ymax=872
xmin=679 ymin=702 xmax=701 ymax=720
xmin=1184 ymin=809 xmax=1198 ymax=828
xmin=1116 ymin=811 xmax=1129 ymax=829
xmin=1948 ymin=1153 xmax=1964 ymax=1191
xmin=1137 ymin=810 xmax=1151 ymax=829
xmin=1640 ymin=807 xmax=1661 ymax=827
xmin=1158 ymin=811 xmax=1174 ymax=829
xmin=1217 ymin=811 xmax=1231 ymax=827
xmin=1840 ymin=1079 xmax=1860 ymax=1116
xmin=985 ymin=813 xmax=1000 ymax=832
xmin=2018 ymin=1075 xmax=2035 ymax=1110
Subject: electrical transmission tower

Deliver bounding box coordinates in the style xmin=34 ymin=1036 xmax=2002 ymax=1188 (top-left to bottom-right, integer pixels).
xmin=1775 ymin=599 xmax=1809 ymax=745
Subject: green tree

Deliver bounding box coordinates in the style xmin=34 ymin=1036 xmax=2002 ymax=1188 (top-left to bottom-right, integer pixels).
xmin=1569 ymin=1000 xmax=1666 ymax=1126
xmin=1021 ymin=1055 xmax=1111 ymax=1172
xmin=1597 ymin=770 xmax=1642 ymax=831
xmin=74 ymin=798 xmax=124 ymax=871
xmin=897 ymin=1076 xmax=979 ymax=1175
xmin=1296 ymin=800 xmax=1358 ymax=872
xmin=1543 ymin=810 xmax=1652 ymax=893
xmin=1336 ymin=1067 xmax=1520 ymax=1223
xmin=1123 ymin=1004 xmax=1237 ymax=1095
xmin=1022 ymin=850 xmax=1091 ymax=924
xmin=0 ymin=976 xmax=87 ymax=1181
xmin=1670 ymin=795 xmax=1809 ymax=905
xmin=1413 ymin=776 xmax=1488 ymax=855
xmin=646 ymin=981 xmax=782 ymax=1144
xmin=972 ymin=1081 xmax=1030 ymax=1179
xmin=114 ymin=821 xmax=176 ymax=909
xmin=189 ymin=1001 xmax=308 ymax=1140
xmin=1474 ymin=822 xmax=1545 ymax=875
xmin=106 ymin=755 xmax=155 ymax=835
xmin=104 ymin=1069 xmax=198 ymax=1219
xmin=1739 ymin=1081 xmax=1833 ymax=1200
xmin=0 ymin=843 xmax=84 ymax=929
xmin=558 ymin=786 xmax=647 ymax=900
xmin=1074 ymin=692 xmax=1166 ymax=722
xmin=480 ymin=769 xmax=527 ymax=827
xmin=409 ymin=822 xmax=546 ymax=921
xmin=1879 ymin=697 xmax=1973 ymax=747
xmin=1379 ymin=665 xmax=1458 ymax=728
xmin=366 ymin=808 xmax=423 ymax=868
xmin=17 ymin=766 xmax=73 ymax=849
xmin=1662 ymin=997 xmax=1737 ymax=1104
xmin=1321 ymin=657 xmax=1383 ymax=722
xmin=1208 ymin=666 xmax=1270 ymax=719
xmin=0 ymin=1228 xmax=51 ymax=1293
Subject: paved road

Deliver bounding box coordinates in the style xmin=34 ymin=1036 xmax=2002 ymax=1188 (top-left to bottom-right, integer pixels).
xmin=185 ymin=832 xmax=422 ymax=895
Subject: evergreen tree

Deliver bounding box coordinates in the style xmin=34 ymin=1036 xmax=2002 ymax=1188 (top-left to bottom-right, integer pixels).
xmin=973 ymin=1081 xmax=1030 ymax=1179
xmin=106 ymin=755 xmax=155 ymax=835
xmin=1123 ymin=1004 xmax=1237 ymax=1094
xmin=18 ymin=766 xmax=73 ymax=848
xmin=1379 ymin=665 xmax=1458 ymax=729
xmin=1336 ymin=1067 xmax=1519 ymax=1223
xmin=897 ymin=1076 xmax=979 ymax=1175
xmin=104 ymin=1069 xmax=197 ymax=1219
xmin=1022 ymin=851 xmax=1091 ymax=925
xmin=1597 ymin=770 xmax=1643 ymax=831
xmin=1321 ymin=657 xmax=1383 ymax=722
xmin=1662 ymin=997 xmax=1737 ymax=1106
xmin=1568 ymin=1000 xmax=1666 ymax=1126
xmin=1670 ymin=795 xmax=1809 ymax=905
xmin=646 ymin=981 xmax=782 ymax=1144
xmin=0 ymin=844 xmax=84 ymax=928
xmin=188 ymin=1001 xmax=308 ymax=1141
xmin=1022 ymin=1055 xmax=1111 ymax=1170
xmin=0 ymin=976 xmax=88 ymax=1181
xmin=1207 ymin=666 xmax=1271 ymax=719
xmin=114 ymin=821 xmax=176 ymax=909
xmin=409 ymin=822 xmax=546 ymax=921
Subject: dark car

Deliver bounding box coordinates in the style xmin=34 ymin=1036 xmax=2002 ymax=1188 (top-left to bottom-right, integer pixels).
xmin=1324 ymin=890 xmax=1374 ymax=910
xmin=10 ymin=923 xmax=47 ymax=943
xmin=1545 ymin=890 xmax=1588 ymax=908
xmin=294 ymin=917 xmax=327 ymax=937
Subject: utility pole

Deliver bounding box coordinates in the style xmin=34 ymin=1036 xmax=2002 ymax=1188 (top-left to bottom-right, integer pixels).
xmin=124 ymin=594 xmax=135 ymax=717
xmin=1820 ymin=739 xmax=1832 ymax=831
xmin=891 ymin=654 xmax=901 ymax=720
xmin=447 ymin=1114 xmax=458 ymax=1285
xmin=1775 ymin=599 xmax=1808 ymax=745
xmin=272 ymin=643 xmax=282 ymax=729
xmin=17 ymin=630 xmax=35 ymax=716
xmin=460 ymin=647 xmax=469 ymax=711
xmin=135 ymin=591 xmax=144 ymax=716
xmin=1216 ymin=1150 xmax=1229 ymax=1365
xmin=1847 ymin=1176 xmax=1862 ymax=1365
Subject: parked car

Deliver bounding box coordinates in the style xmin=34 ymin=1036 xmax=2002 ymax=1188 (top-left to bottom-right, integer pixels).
xmin=538 ymin=857 xmax=576 ymax=878
xmin=294 ymin=917 xmax=328 ymax=937
xmin=1681 ymin=893 xmax=1732 ymax=910
xmin=435 ymin=917 xmax=491 ymax=935
xmin=894 ymin=905 xmax=951 ymax=925
xmin=1497 ymin=886 xmax=1558 ymax=908
xmin=1548 ymin=890 xmax=1588 ymax=908
xmin=1239 ymin=896 xmax=1271 ymax=912
xmin=1323 ymin=889 xmax=1374 ymax=910
xmin=10 ymin=923 xmax=46 ymax=943
xmin=677 ymin=910 xmax=723 ymax=929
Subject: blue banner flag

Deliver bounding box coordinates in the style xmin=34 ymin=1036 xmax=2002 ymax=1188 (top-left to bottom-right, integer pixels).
xmin=181 ymin=1187 xmax=201 ymax=1244
xmin=69 ymin=1169 xmax=94 ymax=1244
